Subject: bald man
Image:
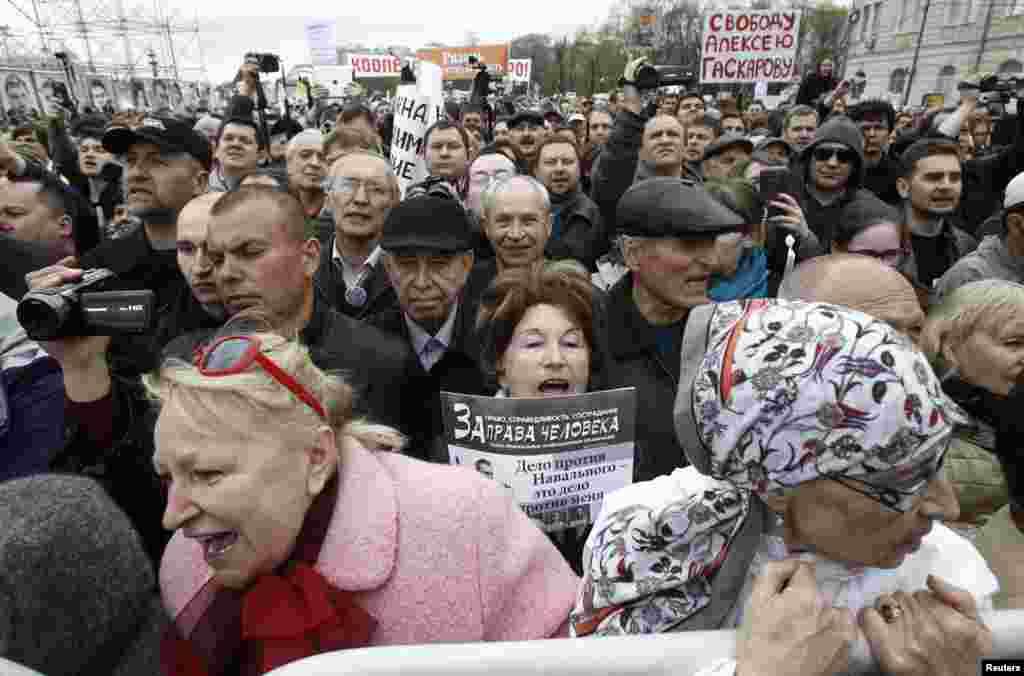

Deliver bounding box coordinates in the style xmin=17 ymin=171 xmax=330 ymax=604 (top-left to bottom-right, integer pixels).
xmin=778 ymin=253 xmax=925 ymax=343
xmin=176 ymin=193 xmax=224 ymax=318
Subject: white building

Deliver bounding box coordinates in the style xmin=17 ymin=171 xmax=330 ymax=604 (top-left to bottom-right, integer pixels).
xmin=844 ymin=0 xmax=1024 ymax=108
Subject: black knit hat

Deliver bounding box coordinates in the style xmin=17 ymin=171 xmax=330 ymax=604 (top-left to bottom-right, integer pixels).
xmin=381 ymin=196 xmax=474 ymax=253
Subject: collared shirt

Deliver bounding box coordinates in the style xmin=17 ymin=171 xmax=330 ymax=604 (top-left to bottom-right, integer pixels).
xmin=332 ymin=240 xmax=369 ymax=290
xmin=405 ymin=303 xmax=459 ymax=372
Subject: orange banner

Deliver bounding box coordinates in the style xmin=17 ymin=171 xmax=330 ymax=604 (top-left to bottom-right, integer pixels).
xmin=415 ymin=44 xmax=509 ymax=81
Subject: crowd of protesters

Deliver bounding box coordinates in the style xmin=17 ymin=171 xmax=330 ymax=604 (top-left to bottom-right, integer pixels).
xmin=0 ymin=51 xmax=1021 ymax=676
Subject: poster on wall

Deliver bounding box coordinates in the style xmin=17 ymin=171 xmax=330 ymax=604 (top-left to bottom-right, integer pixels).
xmin=1 ymin=71 xmax=40 ymax=117
xmin=86 ymin=77 xmax=114 ymax=110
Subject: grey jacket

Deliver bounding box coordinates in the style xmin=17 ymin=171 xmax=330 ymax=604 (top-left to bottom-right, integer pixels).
xmin=937 ymin=234 xmax=1024 ymax=298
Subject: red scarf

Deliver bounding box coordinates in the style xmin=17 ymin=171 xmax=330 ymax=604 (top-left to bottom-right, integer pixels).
xmin=161 ymin=475 xmax=377 ymax=675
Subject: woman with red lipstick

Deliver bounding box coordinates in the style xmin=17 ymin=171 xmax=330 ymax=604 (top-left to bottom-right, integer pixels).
xmin=150 ymin=326 xmax=579 ymax=675
xmin=571 ymin=299 xmax=996 ymax=676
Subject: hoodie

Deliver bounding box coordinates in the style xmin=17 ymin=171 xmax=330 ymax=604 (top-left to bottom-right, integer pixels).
xmin=786 ymin=115 xmax=890 ymax=247
xmin=936 ymin=234 xmax=1024 ymax=298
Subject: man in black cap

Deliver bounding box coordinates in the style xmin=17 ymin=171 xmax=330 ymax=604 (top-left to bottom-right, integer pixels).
xmin=507 ymin=111 xmax=545 ymax=173
xmin=607 ymin=177 xmax=745 ymax=481
xmin=369 ymin=195 xmax=488 ymax=458
xmin=22 ymin=115 xmax=218 ymax=567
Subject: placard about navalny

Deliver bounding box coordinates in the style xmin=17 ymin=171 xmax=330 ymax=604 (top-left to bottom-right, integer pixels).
xmin=441 ymin=389 xmax=635 ymax=533
xmin=701 ymin=10 xmax=802 ymax=84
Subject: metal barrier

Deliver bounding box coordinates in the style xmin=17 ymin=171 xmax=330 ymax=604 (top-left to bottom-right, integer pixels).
xmin=267 ymin=610 xmax=1024 ymax=676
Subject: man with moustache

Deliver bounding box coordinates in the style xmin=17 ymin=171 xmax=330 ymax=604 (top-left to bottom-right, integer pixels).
xmin=507 ymin=111 xmax=545 ymax=174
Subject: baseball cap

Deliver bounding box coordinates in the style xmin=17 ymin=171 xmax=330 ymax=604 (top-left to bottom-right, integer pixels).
xmin=381 ymin=196 xmax=474 ymax=254
xmin=617 ymin=178 xmax=745 ymax=238
xmin=103 ymin=116 xmax=212 ymax=170
xmin=569 ymin=113 xmax=586 ymax=123
xmin=1005 ymin=171 xmax=1024 ymax=210
xmin=702 ymin=133 xmax=754 ymax=162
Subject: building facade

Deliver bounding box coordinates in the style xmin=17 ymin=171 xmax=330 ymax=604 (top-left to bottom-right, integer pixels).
xmin=844 ymin=0 xmax=1024 ymax=108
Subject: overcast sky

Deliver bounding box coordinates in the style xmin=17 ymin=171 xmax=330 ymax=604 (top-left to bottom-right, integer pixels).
xmin=1 ymin=0 xmax=620 ymax=83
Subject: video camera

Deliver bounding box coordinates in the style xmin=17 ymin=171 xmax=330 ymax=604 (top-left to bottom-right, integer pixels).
xmin=244 ymin=52 xmax=281 ymax=74
xmin=961 ymin=73 xmax=1023 ymax=104
xmin=17 ymin=268 xmax=156 ymax=341
xmin=406 ymin=176 xmax=461 ymax=202
xmin=622 ymin=65 xmax=697 ymax=91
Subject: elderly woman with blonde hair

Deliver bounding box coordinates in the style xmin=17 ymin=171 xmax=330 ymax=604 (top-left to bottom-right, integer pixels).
xmin=920 ymin=279 xmax=1024 ymax=608
xmin=149 ymin=323 xmax=578 ymax=675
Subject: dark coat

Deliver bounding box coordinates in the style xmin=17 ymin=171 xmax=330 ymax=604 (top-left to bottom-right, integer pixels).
xmin=50 ymin=117 xmax=124 ymax=227
xmin=314 ymin=234 xmax=398 ymax=320
xmin=547 ymin=190 xmax=607 ymax=270
xmin=958 ymin=111 xmax=1024 ymax=234
xmin=605 ymin=272 xmax=688 ymax=483
xmin=861 ymin=152 xmax=904 ymax=206
xmin=899 ymin=217 xmax=977 ymax=309
xmin=367 ymin=301 xmax=489 ymax=461
xmin=795 ymin=71 xmax=838 ymax=108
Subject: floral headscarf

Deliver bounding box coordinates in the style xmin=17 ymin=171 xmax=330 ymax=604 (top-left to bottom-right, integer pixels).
xmin=570 ymin=299 xmax=966 ymax=637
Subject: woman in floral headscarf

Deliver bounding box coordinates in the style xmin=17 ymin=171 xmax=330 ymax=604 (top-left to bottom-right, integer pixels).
xmin=571 ymin=299 xmax=997 ymax=675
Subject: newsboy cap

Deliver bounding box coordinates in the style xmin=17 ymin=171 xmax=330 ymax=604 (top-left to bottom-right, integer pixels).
xmin=616 ymin=178 xmax=745 ymax=238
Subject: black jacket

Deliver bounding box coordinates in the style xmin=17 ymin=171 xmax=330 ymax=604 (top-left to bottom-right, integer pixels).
xmin=861 ymin=152 xmax=904 ymax=206
xmin=589 ymin=109 xmax=646 ymax=239
xmin=52 ymin=226 xmax=222 ymax=571
xmin=795 ymin=71 xmax=838 ymax=108
xmin=898 ymin=217 xmax=977 ymax=308
xmin=605 ymin=272 xmax=687 ymax=482
xmin=547 ymin=190 xmax=607 ymax=270
xmin=367 ymin=302 xmax=489 ymax=460
xmin=313 ymin=234 xmax=398 ymax=320
xmin=958 ymin=111 xmax=1024 ymax=234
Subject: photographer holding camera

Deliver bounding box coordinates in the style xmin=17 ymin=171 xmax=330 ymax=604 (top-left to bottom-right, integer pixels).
xmin=590 ymin=57 xmax=701 ymax=235
xmin=21 ymin=116 xmax=219 ymax=569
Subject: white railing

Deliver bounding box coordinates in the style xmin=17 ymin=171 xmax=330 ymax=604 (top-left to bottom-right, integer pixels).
xmin=267 ymin=610 xmax=1024 ymax=676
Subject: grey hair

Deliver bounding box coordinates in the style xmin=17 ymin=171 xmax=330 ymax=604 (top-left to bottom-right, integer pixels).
xmin=921 ymin=279 xmax=1024 ymax=371
xmin=286 ymin=129 xmax=324 ymax=154
xmin=481 ymin=175 xmax=551 ymax=221
xmin=329 ymin=149 xmax=400 ymax=204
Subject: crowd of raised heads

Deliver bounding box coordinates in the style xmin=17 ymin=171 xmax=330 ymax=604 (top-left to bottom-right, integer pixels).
xmin=0 ymin=53 xmax=1022 ymax=676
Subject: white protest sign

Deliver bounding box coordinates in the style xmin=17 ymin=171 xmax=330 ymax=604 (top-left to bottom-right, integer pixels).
xmin=304 ymin=20 xmax=338 ymax=66
xmin=312 ymin=66 xmax=353 ymax=100
xmin=508 ymin=58 xmax=532 ymax=84
xmin=754 ymin=80 xmax=768 ymax=98
xmin=388 ymin=61 xmax=443 ymax=197
xmin=441 ymin=388 xmax=636 ymax=535
xmin=348 ymin=53 xmax=403 ymax=78
xmin=701 ymin=10 xmax=802 ymax=84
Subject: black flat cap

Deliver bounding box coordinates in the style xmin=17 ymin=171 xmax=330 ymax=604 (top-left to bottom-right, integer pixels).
xmin=702 ymin=133 xmax=754 ymax=162
xmin=616 ymin=178 xmax=745 ymax=238
xmin=381 ymin=196 xmax=474 ymax=253
xmin=508 ymin=111 xmax=545 ymax=129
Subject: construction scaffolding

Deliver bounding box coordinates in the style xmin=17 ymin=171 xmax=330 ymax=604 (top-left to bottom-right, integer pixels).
xmin=0 ymin=0 xmax=208 ymax=82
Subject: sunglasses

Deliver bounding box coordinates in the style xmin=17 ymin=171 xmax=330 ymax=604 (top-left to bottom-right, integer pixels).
xmin=195 ymin=335 xmax=326 ymax=420
xmin=812 ymin=147 xmax=858 ymax=164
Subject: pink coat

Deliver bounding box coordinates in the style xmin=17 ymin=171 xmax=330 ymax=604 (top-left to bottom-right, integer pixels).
xmin=160 ymin=437 xmax=579 ymax=645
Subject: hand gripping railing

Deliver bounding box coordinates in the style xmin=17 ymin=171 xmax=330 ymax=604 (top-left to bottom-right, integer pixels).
xmin=266 ymin=610 xmax=1024 ymax=676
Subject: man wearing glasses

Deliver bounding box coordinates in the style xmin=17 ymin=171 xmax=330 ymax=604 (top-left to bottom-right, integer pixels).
xmin=314 ymin=151 xmax=399 ymax=319
xmin=370 ymin=196 xmax=489 ymax=458
xmin=782 ymin=116 xmax=891 ymax=250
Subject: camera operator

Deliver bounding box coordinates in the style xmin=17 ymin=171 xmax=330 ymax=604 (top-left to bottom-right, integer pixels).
xmin=590 ymin=58 xmax=701 ymax=237
xmin=930 ymin=84 xmax=1024 ymax=234
xmin=22 ymin=116 xmax=218 ymax=570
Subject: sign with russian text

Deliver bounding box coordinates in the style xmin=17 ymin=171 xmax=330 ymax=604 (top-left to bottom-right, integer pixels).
xmin=348 ymin=53 xmax=403 ymax=78
xmin=441 ymin=388 xmax=636 ymax=534
xmin=701 ymin=10 xmax=802 ymax=84
xmin=415 ymin=44 xmax=510 ymax=81
xmin=508 ymin=58 xmax=532 ymax=84
xmin=388 ymin=61 xmax=443 ymax=197
xmin=305 ymin=19 xmax=338 ymax=66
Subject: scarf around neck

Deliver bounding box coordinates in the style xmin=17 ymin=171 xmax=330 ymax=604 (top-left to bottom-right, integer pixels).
xmin=161 ymin=473 xmax=377 ymax=676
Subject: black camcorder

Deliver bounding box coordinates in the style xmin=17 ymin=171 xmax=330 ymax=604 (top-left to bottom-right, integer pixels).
xmin=244 ymin=52 xmax=281 ymax=74
xmin=960 ymin=74 xmax=1022 ymax=103
xmin=17 ymin=268 xmax=156 ymax=341
xmin=623 ymin=65 xmax=697 ymax=91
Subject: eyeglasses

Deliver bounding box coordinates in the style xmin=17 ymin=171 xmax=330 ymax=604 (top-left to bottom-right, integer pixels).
xmin=827 ymin=441 xmax=949 ymax=513
xmin=322 ymin=177 xmax=391 ymax=199
xmin=812 ymin=147 xmax=858 ymax=164
xmin=470 ymin=169 xmax=514 ymax=187
xmin=195 ymin=335 xmax=326 ymax=420
xmin=846 ymin=248 xmax=908 ymax=266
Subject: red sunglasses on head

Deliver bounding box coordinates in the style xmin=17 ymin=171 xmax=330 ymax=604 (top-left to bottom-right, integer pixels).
xmin=194 ymin=335 xmax=327 ymax=421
